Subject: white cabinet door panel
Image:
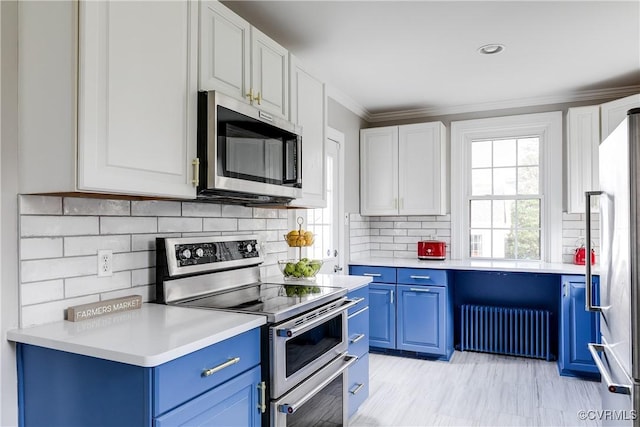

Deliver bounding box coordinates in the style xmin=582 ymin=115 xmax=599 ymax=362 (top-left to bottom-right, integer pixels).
xmin=78 ymin=1 xmax=197 ymax=198
xmin=600 ymin=93 xmax=640 ymax=142
xmin=567 ymin=106 xmax=599 ymax=213
xmin=251 ymin=27 xmax=288 ymax=118
xmin=360 ymin=127 xmax=398 ymax=215
xmin=199 ymin=1 xmax=250 ymax=99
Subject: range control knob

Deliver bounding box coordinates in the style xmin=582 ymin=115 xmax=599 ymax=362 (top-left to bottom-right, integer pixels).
xmin=180 ymin=248 xmax=192 ymax=259
xmin=246 ymin=243 xmax=253 ymax=253
xmin=195 ymin=248 xmax=204 ymax=258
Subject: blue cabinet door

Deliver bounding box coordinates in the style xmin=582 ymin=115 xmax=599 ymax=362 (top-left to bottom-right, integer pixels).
xmin=369 ymin=283 xmax=395 ymax=349
xmin=559 ymin=275 xmax=600 ymax=378
xmin=397 ymin=284 xmax=446 ymax=355
xmin=154 ymin=365 xmax=261 ymax=427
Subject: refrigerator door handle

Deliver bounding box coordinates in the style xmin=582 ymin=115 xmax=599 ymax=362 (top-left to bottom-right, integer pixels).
xmin=588 ymin=343 xmax=632 ymax=395
xmin=585 ymin=190 xmax=604 ymax=312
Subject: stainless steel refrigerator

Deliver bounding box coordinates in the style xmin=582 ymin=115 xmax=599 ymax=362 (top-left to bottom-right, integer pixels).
xmin=586 ymin=108 xmax=640 ymax=426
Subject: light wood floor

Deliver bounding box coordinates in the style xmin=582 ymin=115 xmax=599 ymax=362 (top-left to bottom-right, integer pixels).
xmin=350 ymin=351 xmax=602 ymax=427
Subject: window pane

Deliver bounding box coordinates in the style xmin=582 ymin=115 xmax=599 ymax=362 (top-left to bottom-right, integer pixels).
xmin=472 ymin=140 xmax=492 ymax=168
xmin=517 ymin=138 xmax=539 ymax=166
xmin=492 ymin=229 xmax=513 ymax=259
xmin=516 ymin=229 xmax=540 ymax=260
xmin=493 ymin=168 xmax=516 ymax=195
xmin=518 ymin=166 xmax=539 ymax=195
xmin=493 ymin=139 xmax=516 ymax=167
xmin=517 ymin=199 xmax=540 ymax=228
xmin=471 ymin=169 xmax=492 ymax=195
xmin=492 ymin=199 xmax=514 ymax=229
xmin=470 ymin=200 xmax=491 ymax=228
xmin=469 ymin=229 xmax=491 ymax=258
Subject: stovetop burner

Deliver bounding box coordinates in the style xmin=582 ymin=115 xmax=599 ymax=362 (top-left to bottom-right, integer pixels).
xmin=174 ymin=282 xmax=346 ymax=323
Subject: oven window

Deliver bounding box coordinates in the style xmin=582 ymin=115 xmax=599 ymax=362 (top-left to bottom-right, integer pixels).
xmin=286 ymin=315 xmax=342 ymax=377
xmin=287 ymin=375 xmax=343 ymax=426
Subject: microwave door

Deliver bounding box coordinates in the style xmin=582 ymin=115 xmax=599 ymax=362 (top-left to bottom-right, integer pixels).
xmin=283 ymin=136 xmax=301 ymax=186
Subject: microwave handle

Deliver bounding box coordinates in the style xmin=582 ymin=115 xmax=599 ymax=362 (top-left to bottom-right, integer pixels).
xmin=295 ymin=135 xmax=302 ymax=186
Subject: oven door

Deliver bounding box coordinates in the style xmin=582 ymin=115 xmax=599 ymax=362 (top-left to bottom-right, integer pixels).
xmin=271 ymin=353 xmax=357 ymax=427
xmin=270 ymin=298 xmax=358 ymax=398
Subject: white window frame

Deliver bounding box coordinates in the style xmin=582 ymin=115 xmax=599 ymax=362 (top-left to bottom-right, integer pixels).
xmin=450 ymin=112 xmax=563 ymax=262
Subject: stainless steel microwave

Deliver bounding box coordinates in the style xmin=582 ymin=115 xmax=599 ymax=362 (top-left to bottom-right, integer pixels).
xmin=197 ymin=91 xmax=302 ymax=204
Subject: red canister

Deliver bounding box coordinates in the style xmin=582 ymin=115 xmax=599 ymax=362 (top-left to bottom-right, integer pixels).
xmin=573 ymin=243 xmax=596 ymax=265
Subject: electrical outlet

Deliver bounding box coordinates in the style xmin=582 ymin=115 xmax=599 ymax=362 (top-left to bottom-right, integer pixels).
xmin=97 ymin=250 xmax=113 ymax=277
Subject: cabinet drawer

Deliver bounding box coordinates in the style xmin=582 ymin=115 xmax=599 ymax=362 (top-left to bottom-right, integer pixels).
xmin=347 ymin=285 xmax=369 ymax=315
xmin=350 ymin=266 xmax=396 ymax=283
xmin=397 ymin=268 xmax=447 ymax=286
xmin=348 ymin=353 xmax=369 ymax=419
xmin=153 ymin=327 xmax=260 ymax=416
xmin=348 ymin=306 xmax=369 ymax=358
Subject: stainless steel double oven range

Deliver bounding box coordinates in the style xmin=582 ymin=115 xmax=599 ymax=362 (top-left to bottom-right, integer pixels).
xmin=156 ymin=235 xmax=358 ymax=426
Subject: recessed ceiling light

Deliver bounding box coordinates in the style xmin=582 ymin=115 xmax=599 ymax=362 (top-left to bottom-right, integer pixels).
xmin=478 ymin=44 xmax=505 ymax=55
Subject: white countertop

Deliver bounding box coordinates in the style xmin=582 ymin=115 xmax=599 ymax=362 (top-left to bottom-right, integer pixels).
xmin=7 ymin=303 xmax=266 ymax=367
xmin=349 ymin=257 xmax=599 ymax=275
xmin=263 ymin=273 xmax=373 ymax=292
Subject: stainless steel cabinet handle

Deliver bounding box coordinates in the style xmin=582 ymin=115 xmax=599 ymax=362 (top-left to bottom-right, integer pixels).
xmin=276 ymin=298 xmax=357 ymax=338
xmin=363 ymin=273 xmax=381 ymax=277
xmin=202 ymin=357 xmax=240 ymax=377
xmin=350 ymin=383 xmax=365 ymax=395
xmin=350 ymin=333 xmax=366 ymax=344
xmin=410 ymin=275 xmax=431 ymax=280
xmin=257 ymin=381 xmax=266 ymax=413
xmin=390 ymin=290 xmax=394 ymax=304
xmin=588 ymin=343 xmax=632 ymax=395
xmin=410 ymin=287 xmax=431 ymax=292
xmin=278 ymin=354 xmax=358 ymax=414
xmin=191 ymin=158 xmax=200 ymax=187
xmin=585 ymin=190 xmax=604 ymax=312
xmin=353 ymin=297 xmax=365 ymax=304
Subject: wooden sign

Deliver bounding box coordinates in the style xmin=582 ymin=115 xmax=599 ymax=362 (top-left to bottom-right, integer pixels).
xmin=66 ymin=295 xmax=142 ymax=322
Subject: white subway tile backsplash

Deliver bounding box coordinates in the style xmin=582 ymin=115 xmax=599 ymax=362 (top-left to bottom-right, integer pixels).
xmin=65 ymin=272 xmax=131 ymax=298
xmin=158 ymin=217 xmax=203 ymax=233
xmin=113 ymin=251 xmax=154 ymax=272
xmin=20 ymin=237 xmax=63 ymax=260
xmin=64 ymin=235 xmax=131 ymax=256
xmin=131 ymin=200 xmax=181 ymax=217
xmin=181 ymin=202 xmax=221 ymax=218
xmin=370 ymin=222 xmax=394 ymax=229
xmin=394 ymin=222 xmax=422 ymax=229
xmin=19 ymin=195 xmax=62 ymax=215
xmin=100 ymin=285 xmax=155 ymax=303
xmin=22 ymin=256 xmax=96 ymax=283
xmin=21 ymin=280 xmax=64 ymax=305
xmin=100 ymin=217 xmax=157 ymax=234
xmin=253 ymin=208 xmax=279 ymax=219
xmin=371 ymin=236 xmax=394 ymax=244
xmin=21 ymin=295 xmax=100 ymax=327
xmin=239 ymin=218 xmax=266 ymax=231
xmin=64 ymin=198 xmax=130 ymax=216
xmin=21 ymin=216 xmax=99 ymax=237
xmin=132 ymin=268 xmax=155 ymax=287
xmin=131 ymin=233 xmax=180 ymax=252
xmin=380 ymin=229 xmax=407 ymax=236
xmin=421 ymin=221 xmax=450 ymax=229
xmin=203 ymin=218 xmax=238 ymax=232
xmin=222 ymin=205 xmax=253 ymax=218
xmin=266 ymin=218 xmax=288 ymax=230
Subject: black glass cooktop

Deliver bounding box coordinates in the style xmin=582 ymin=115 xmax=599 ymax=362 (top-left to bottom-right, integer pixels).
xmin=175 ymin=283 xmax=347 ymax=323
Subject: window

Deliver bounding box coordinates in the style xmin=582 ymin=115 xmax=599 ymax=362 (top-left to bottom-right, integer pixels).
xmin=451 ymin=112 xmax=563 ymax=262
xmin=307 ymin=154 xmax=334 ymax=261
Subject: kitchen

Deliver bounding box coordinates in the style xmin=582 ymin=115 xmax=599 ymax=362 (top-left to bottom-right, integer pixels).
xmin=1 ymin=1 xmax=639 ymax=426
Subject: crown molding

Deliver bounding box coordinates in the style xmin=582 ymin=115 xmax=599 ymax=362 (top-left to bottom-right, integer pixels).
xmin=325 ymin=85 xmax=371 ymax=121
xmin=362 ymin=85 xmax=640 ymax=123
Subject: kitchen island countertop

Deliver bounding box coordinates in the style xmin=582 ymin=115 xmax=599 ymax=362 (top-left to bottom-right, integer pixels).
xmin=349 ymin=257 xmax=599 ymax=275
xmin=7 ymin=303 xmax=266 ymax=367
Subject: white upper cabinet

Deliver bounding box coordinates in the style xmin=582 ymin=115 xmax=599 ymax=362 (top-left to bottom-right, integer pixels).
xmin=289 ymin=55 xmax=326 ymax=208
xmin=200 ymin=1 xmax=289 ymax=118
xmin=361 ymin=123 xmax=447 ymax=216
xmin=19 ymin=1 xmax=198 ymax=199
xmin=78 ymin=1 xmax=198 ymax=198
xmin=398 ymin=123 xmax=448 ymax=215
xmin=600 ymin=93 xmax=640 ymax=142
xmin=199 ymin=1 xmax=250 ymax=102
xmin=360 ymin=127 xmax=398 ymax=215
xmin=566 ymin=106 xmax=599 ymax=214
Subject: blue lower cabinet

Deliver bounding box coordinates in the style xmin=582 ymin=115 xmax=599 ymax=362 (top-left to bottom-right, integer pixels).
xmin=368 ymin=283 xmax=396 ymax=349
xmin=17 ymin=328 xmax=263 ymax=427
xmin=397 ymin=285 xmax=446 ymax=355
xmin=559 ymin=275 xmax=600 ymax=379
xmin=154 ymin=366 xmax=261 ymax=427
xmin=347 ymin=353 xmax=369 ymax=419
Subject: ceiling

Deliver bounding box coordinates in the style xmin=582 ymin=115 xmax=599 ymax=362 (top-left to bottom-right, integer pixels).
xmin=222 ymin=1 xmax=640 ymax=122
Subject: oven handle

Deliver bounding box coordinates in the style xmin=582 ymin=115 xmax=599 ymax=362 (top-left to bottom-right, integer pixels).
xmin=278 ymin=353 xmax=358 ymax=415
xmin=276 ymin=298 xmax=358 ymax=339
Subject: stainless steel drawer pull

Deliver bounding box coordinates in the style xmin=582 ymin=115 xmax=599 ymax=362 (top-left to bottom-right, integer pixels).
xmin=410 ymin=275 xmax=431 ymax=280
xmin=410 ymin=288 xmax=430 ymax=292
xmin=257 ymin=381 xmax=266 ymax=413
xmin=353 ymin=297 xmax=365 ymax=304
xmin=350 ymin=333 xmax=366 ymax=344
xmin=363 ymin=273 xmax=381 ymax=277
xmin=588 ymin=343 xmax=632 ymax=395
xmin=201 ymin=357 xmax=240 ymax=377
xmin=350 ymin=383 xmax=365 ymax=395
